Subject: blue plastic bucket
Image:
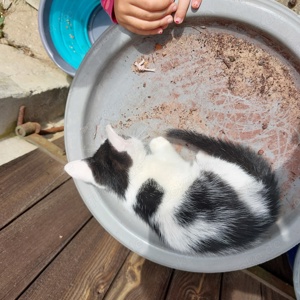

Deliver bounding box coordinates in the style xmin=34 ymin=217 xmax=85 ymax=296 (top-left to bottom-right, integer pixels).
xmin=38 ymin=0 xmax=113 ymax=76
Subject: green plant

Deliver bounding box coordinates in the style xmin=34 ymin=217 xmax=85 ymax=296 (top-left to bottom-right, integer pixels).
xmin=0 ymin=4 xmax=4 ymax=38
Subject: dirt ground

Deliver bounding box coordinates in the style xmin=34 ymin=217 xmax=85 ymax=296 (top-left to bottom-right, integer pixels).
xmin=0 ymin=0 xmax=51 ymax=63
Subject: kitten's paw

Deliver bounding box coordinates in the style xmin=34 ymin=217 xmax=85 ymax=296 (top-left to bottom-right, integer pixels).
xmin=150 ymin=136 xmax=170 ymax=152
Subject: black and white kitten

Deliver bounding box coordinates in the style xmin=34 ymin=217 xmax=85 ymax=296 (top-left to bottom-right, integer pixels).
xmin=65 ymin=125 xmax=280 ymax=254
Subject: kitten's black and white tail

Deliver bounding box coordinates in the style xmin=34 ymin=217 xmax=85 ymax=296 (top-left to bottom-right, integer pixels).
xmin=166 ymin=129 xmax=280 ymax=221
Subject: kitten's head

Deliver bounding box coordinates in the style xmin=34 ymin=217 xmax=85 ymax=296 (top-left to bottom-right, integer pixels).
xmin=64 ymin=125 xmax=145 ymax=197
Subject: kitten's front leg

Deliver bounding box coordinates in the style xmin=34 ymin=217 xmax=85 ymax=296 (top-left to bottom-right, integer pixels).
xmin=150 ymin=137 xmax=184 ymax=161
xmin=150 ymin=136 xmax=172 ymax=152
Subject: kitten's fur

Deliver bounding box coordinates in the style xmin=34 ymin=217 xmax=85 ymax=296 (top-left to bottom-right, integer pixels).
xmin=65 ymin=125 xmax=280 ymax=254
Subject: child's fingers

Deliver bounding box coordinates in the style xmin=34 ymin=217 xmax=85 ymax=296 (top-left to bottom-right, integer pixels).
xmin=121 ymin=2 xmax=177 ymax=22
xmin=125 ymin=25 xmax=164 ymax=35
xmin=123 ymin=23 xmax=165 ymax=35
xmin=191 ymin=0 xmax=202 ymax=9
xmin=120 ymin=15 xmax=174 ymax=35
xmin=132 ymin=0 xmax=175 ymax=12
xmin=174 ymin=0 xmax=191 ymax=24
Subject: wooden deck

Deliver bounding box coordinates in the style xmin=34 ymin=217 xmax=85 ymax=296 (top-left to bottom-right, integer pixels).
xmin=0 ymin=137 xmax=296 ymax=300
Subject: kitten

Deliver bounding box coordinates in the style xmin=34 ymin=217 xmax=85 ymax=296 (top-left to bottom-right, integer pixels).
xmin=65 ymin=125 xmax=280 ymax=254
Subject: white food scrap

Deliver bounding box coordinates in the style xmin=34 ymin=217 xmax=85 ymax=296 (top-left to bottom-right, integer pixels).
xmin=134 ymin=59 xmax=155 ymax=73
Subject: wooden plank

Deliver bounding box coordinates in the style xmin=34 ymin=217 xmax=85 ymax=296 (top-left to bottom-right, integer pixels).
xmin=52 ymin=136 xmax=65 ymax=151
xmin=221 ymin=271 xmax=261 ymax=300
xmin=260 ymin=284 xmax=295 ymax=300
xmin=0 ymin=148 xmax=69 ymax=229
xmin=24 ymin=134 xmax=67 ymax=165
xmin=260 ymin=255 xmax=294 ymax=286
xmin=104 ymin=252 xmax=173 ymax=300
xmin=20 ymin=218 xmax=130 ymax=300
xmin=243 ymin=266 xmax=296 ymax=300
xmin=165 ymin=271 xmax=222 ymax=300
xmin=0 ymin=180 xmax=91 ymax=300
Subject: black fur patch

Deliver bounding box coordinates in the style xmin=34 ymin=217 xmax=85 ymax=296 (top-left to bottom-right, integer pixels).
xmin=134 ymin=179 xmax=164 ymax=235
xmin=86 ymin=139 xmax=133 ymax=198
xmin=167 ymin=129 xmax=280 ymax=224
xmin=175 ymin=171 xmax=270 ymax=253
xmin=152 ymin=222 xmax=163 ymax=238
xmin=192 ymin=208 xmax=262 ymax=253
xmin=175 ymin=171 xmax=241 ymax=225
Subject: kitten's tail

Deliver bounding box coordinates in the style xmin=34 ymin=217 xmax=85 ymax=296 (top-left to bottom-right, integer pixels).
xmin=166 ymin=129 xmax=271 ymax=181
xmin=166 ymin=129 xmax=280 ymax=217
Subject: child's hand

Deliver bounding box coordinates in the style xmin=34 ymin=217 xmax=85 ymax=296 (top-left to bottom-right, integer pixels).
xmin=174 ymin=0 xmax=202 ymax=24
xmin=114 ymin=0 xmax=178 ymax=35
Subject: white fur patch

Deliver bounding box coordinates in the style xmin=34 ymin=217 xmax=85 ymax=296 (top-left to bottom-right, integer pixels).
xmin=125 ymin=143 xmax=198 ymax=211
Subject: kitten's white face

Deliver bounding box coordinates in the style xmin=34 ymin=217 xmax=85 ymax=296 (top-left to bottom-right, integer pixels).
xmin=64 ymin=124 xmax=144 ymax=188
xmin=64 ymin=125 xmax=120 ymax=185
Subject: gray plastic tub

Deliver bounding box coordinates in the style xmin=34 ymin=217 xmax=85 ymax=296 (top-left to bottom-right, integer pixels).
xmin=65 ymin=0 xmax=300 ymax=272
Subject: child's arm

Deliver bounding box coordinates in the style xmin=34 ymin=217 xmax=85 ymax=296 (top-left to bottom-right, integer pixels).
xmin=102 ymin=0 xmax=117 ymax=23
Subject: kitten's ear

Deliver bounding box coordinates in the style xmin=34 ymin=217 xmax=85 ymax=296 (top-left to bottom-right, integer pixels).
xmin=106 ymin=124 xmax=128 ymax=152
xmin=64 ymin=160 xmax=94 ymax=184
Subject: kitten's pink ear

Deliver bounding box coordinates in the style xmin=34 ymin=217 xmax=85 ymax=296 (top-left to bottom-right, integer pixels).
xmin=106 ymin=125 xmax=128 ymax=152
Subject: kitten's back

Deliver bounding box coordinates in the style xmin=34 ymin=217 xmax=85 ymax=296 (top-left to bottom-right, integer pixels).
xmin=166 ymin=129 xmax=280 ymax=220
